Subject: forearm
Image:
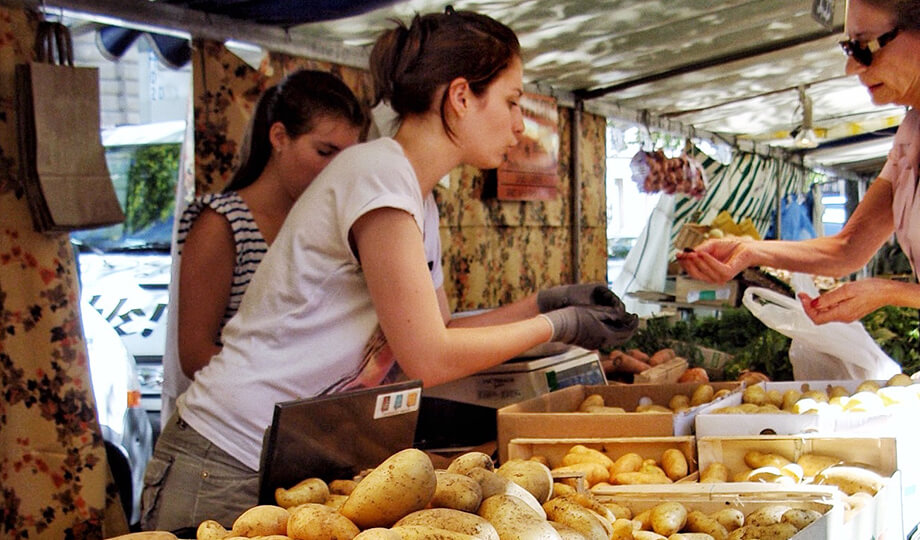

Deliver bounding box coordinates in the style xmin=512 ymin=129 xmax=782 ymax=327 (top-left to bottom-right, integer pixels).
xmin=446 ymin=293 xmax=540 ymax=328
xmin=745 ymin=235 xmax=876 ymax=278
xmin=395 ymin=317 xmax=553 ymax=387
xmin=874 ymin=279 xmax=920 ymax=309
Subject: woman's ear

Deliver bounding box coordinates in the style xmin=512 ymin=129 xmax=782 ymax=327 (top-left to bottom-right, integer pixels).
xmin=445 ymin=77 xmax=472 ymax=117
xmin=268 ymin=121 xmax=289 ymax=151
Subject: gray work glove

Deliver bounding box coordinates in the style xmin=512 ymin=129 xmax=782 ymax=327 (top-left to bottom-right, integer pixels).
xmin=541 ymin=304 xmax=639 ymax=350
xmin=537 ymin=282 xmax=624 ymax=313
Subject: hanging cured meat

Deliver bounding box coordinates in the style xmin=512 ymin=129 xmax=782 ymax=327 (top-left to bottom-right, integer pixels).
xmin=630 ymin=148 xmax=706 ymax=198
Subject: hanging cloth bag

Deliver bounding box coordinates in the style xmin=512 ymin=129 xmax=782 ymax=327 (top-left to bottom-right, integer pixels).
xmin=15 ymin=20 xmax=124 ymax=232
xmin=742 ymin=286 xmax=901 ymax=380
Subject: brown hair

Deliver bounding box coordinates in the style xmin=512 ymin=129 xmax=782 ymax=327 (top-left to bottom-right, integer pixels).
xmin=226 ymin=69 xmax=368 ymax=191
xmin=369 ymin=8 xmax=520 ymax=138
xmin=857 ymin=0 xmax=920 ymax=30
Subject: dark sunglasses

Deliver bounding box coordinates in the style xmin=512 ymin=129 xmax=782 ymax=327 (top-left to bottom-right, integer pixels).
xmin=839 ymin=27 xmax=900 ymax=66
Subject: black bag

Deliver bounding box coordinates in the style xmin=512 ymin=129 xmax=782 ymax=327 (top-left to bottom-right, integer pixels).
xmin=15 ymin=20 xmax=124 ymax=232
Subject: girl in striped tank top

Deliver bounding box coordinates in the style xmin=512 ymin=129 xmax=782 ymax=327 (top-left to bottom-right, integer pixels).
xmin=160 ymin=69 xmax=367 ymax=421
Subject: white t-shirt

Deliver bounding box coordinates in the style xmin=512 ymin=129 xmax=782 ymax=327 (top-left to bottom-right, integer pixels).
xmin=178 ymin=138 xmax=438 ymax=470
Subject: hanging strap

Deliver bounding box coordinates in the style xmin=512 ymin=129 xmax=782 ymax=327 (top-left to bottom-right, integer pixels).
xmin=34 ymin=20 xmax=73 ymax=66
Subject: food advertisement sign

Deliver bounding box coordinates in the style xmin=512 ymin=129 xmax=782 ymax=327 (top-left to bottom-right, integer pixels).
xmin=497 ymin=93 xmax=559 ymax=201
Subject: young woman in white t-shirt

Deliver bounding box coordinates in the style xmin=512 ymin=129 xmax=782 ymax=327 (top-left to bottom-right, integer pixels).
xmin=142 ymin=9 xmax=638 ymax=532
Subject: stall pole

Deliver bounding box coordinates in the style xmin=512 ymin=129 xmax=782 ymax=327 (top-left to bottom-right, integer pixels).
xmin=570 ymin=98 xmax=583 ymax=282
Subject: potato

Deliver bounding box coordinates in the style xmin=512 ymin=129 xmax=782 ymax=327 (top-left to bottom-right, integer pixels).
xmin=231 ymin=505 xmax=290 ymax=537
xmin=395 ymin=508 xmax=499 ymax=540
xmin=613 ymin=471 xmax=671 ymax=485
xmin=329 ymin=479 xmax=358 ymax=496
xmin=447 ymin=452 xmax=494 ymax=475
xmin=498 ymin=458 xmax=555 ymax=503
xmin=886 ymin=373 xmax=912 ymax=387
xmin=795 ymin=453 xmax=841 ymax=478
xmin=477 ymin=494 xmax=562 ymax=540
xmin=709 ymin=508 xmax=743 ymax=532
xmin=566 ymin=490 xmax=618 ymax=524
xmin=685 ymin=510 xmax=727 ymax=540
xmin=579 ymin=394 xmax=606 ymax=411
xmin=856 ymin=380 xmax=881 ymax=393
xmin=800 ymin=389 xmax=828 ymax=403
xmin=765 ymin=389 xmax=783 ymax=407
xmin=325 ymin=493 xmax=348 ymax=510
xmin=649 ymin=502 xmax=687 ymax=536
xmin=340 ymin=448 xmax=437 ymax=528
xmin=699 ymin=463 xmax=729 ymax=483
xmin=669 ymin=394 xmax=691 ymax=411
xmin=780 ymin=390 xmax=801 ymax=411
xmin=276 ymin=478 xmax=330 ymax=508
xmin=107 ymin=534 xmax=179 ymax=540
xmin=727 ymin=522 xmax=797 ymax=540
xmin=602 ymin=501 xmax=632 ymax=520
xmin=550 ymin=520 xmax=591 ymax=540
xmin=743 ymin=505 xmax=790 ymax=528
xmin=633 ymin=509 xmax=652 ymax=530
xmin=608 ymin=452 xmax=642 ymax=475
xmin=690 ymin=384 xmax=715 ymax=406
xmin=743 ymin=451 xmax=789 ymax=469
xmin=552 ymin=482 xmax=577 ymax=498
xmin=634 ymin=532 xmax=668 ymax=540
xmin=552 ymin=462 xmax=609 ymax=488
xmin=741 ymin=386 xmax=767 ymax=406
xmin=814 ymin=465 xmax=885 ymax=495
xmin=286 ymin=503 xmax=360 ymax=540
xmin=661 ymin=449 xmax=689 ymax=481
xmin=430 ymin=471 xmax=482 ymax=512
xmin=780 ymin=508 xmax=821 ymax=530
xmin=467 ymin=467 xmax=546 ymax=518
xmin=561 ymin=445 xmax=615 ymax=472
xmin=585 ymin=405 xmax=628 ymax=413
xmin=669 ymin=534 xmax=716 ymax=540
xmin=197 ymin=520 xmax=230 ymax=540
xmin=390 ymin=525 xmax=478 ymax=539
xmin=353 ymin=528 xmax=400 ymax=540
xmin=611 ymin=518 xmax=637 ymax=540
xmin=543 ymin=496 xmax=611 ymax=540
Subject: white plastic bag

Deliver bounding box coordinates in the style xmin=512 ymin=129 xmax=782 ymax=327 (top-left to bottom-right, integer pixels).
xmin=742 ymin=286 xmax=901 ymax=381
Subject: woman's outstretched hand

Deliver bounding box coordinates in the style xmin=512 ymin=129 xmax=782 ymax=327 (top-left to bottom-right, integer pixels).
xmin=676 ymin=237 xmax=755 ymax=283
xmin=799 ymin=279 xmax=894 ymax=324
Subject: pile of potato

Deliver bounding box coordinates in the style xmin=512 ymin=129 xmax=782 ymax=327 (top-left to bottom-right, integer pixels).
xmin=546 ymin=444 xmax=691 ymax=489
xmin=711 ymin=373 xmax=919 ymax=415
xmin=597 ymin=500 xmax=822 ymax=540
xmin=169 ymin=445 xmax=825 ymax=540
xmin=576 ymin=384 xmax=730 ymax=415
xmin=699 ymin=449 xmax=885 ymax=523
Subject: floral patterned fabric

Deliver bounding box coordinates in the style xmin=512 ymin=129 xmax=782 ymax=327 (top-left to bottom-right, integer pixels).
xmin=0 ymin=8 xmax=127 ymax=539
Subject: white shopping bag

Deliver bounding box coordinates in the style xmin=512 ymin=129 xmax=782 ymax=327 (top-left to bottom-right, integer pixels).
xmin=742 ymin=286 xmax=901 ymax=381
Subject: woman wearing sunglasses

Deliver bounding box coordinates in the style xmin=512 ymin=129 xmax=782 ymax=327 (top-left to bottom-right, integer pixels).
xmin=678 ymin=0 xmax=920 ymax=325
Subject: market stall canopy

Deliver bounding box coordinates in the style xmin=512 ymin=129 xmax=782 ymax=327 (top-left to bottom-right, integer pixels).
xmin=27 ymin=0 xmax=899 ymax=179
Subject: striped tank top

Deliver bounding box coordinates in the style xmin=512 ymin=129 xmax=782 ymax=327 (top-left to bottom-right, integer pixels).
xmin=176 ymin=191 xmax=268 ymax=342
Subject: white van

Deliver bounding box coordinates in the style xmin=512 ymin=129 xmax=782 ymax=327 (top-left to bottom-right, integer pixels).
xmin=74 ymin=121 xmax=182 ymax=526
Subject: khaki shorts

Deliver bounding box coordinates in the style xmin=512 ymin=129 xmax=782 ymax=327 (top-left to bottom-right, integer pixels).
xmin=140 ymin=413 xmax=259 ymax=532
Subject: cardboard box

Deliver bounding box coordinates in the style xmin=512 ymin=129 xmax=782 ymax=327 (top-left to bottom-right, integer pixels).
xmin=591 ymin=483 xmax=844 ymax=540
xmin=697 ymin=435 xmax=903 ymax=540
xmin=694 ymin=380 xmax=920 ymax=535
xmin=496 ymin=382 xmax=741 ymax=463
xmin=507 ymin=436 xmax=696 ymax=476
xmin=675 ymin=275 xmax=739 ymax=306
